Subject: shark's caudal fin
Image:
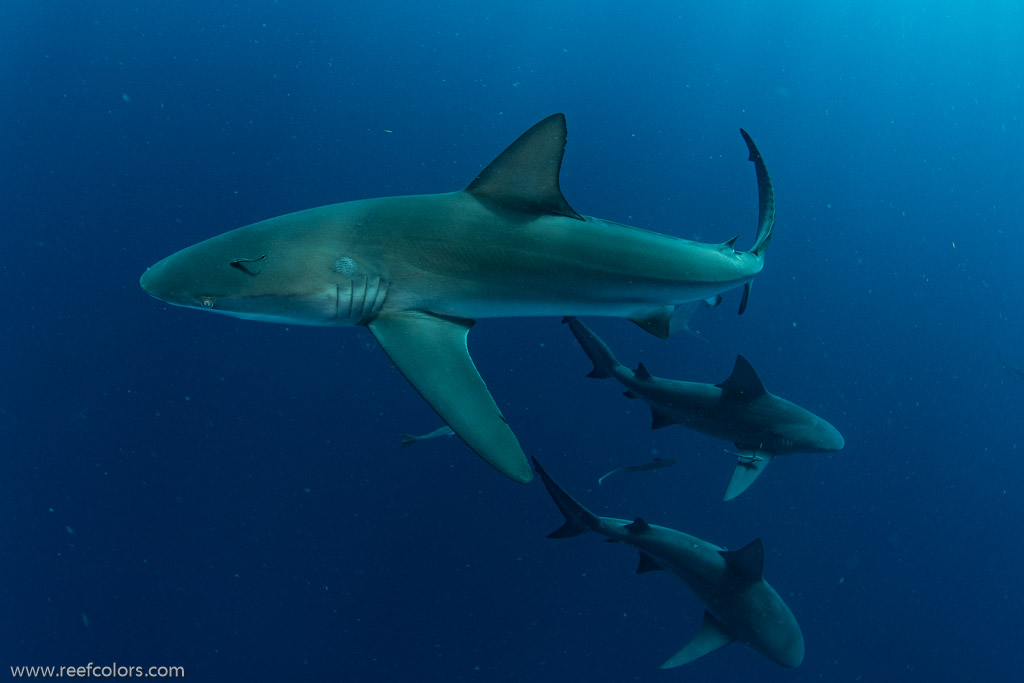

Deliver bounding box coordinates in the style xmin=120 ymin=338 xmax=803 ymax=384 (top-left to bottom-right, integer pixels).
xmin=532 ymin=458 xmax=601 ymax=538
xmin=562 ymin=317 xmax=625 ymax=379
xmin=737 ymin=129 xmax=775 ymax=315
xmin=369 ymin=313 xmax=532 ymax=483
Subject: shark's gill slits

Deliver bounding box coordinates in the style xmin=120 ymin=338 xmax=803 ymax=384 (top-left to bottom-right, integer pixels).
xmin=337 ymin=276 xmax=388 ymax=324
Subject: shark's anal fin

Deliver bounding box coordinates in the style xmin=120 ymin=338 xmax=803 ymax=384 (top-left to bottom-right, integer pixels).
xmin=661 ymin=610 xmax=734 ymax=669
xmin=369 ymin=313 xmax=531 ymax=483
xmin=724 ymin=450 xmax=773 ymax=501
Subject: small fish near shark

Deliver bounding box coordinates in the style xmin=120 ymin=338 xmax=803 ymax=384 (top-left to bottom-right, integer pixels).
xmin=533 ymin=458 xmax=804 ymax=669
xmin=564 ymin=317 xmax=844 ymax=499
xmin=598 ymin=456 xmax=676 ymax=486
xmin=140 ymin=114 xmax=775 ymax=484
xmin=399 ymin=424 xmax=455 ymax=449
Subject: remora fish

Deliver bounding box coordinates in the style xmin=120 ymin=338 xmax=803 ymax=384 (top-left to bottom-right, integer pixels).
xmin=564 ymin=317 xmax=844 ymax=499
xmin=597 ymin=456 xmax=676 ymax=486
xmin=140 ymin=114 xmax=775 ymax=483
xmin=399 ymin=424 xmax=455 ymax=449
xmin=533 ymin=458 xmax=804 ymax=669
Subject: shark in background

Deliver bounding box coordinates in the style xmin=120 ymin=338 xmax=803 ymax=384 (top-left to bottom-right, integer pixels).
xmin=533 ymin=458 xmax=805 ymax=669
xmin=598 ymin=456 xmax=676 ymax=486
xmin=564 ymin=317 xmax=844 ymax=499
xmin=140 ymin=114 xmax=775 ymax=484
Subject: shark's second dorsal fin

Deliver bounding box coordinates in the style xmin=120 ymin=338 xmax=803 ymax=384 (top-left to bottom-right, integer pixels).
xmin=625 ymin=518 xmax=651 ymax=534
xmin=716 ymin=355 xmax=767 ymax=400
xmin=719 ymin=538 xmax=765 ymax=584
xmin=466 ymin=114 xmax=583 ymax=221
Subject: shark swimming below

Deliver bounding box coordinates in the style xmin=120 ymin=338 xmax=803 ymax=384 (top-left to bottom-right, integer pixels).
xmin=533 ymin=458 xmax=804 ymax=669
xmin=139 ymin=114 xmax=775 ymax=484
xmin=564 ymin=317 xmax=844 ymax=499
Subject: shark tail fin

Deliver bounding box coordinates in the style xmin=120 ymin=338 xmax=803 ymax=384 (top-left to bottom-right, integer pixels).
xmin=563 ymin=317 xmax=624 ymax=379
xmin=533 ymin=457 xmax=601 ymax=538
xmin=737 ymin=130 xmax=775 ymax=315
xmin=398 ymin=434 xmax=417 ymax=449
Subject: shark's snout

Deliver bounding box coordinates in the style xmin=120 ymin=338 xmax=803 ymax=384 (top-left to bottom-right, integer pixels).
xmin=139 ymin=259 xmax=173 ymax=301
xmin=816 ymin=421 xmax=845 ymax=452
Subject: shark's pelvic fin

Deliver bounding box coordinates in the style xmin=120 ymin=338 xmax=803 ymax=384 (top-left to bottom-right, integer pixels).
xmin=369 ymin=313 xmax=531 ymax=483
xmin=724 ymin=451 xmax=774 ymax=500
xmin=716 ymin=355 xmax=768 ymax=400
xmin=466 ymin=113 xmax=583 ymax=220
xmin=649 ymin=406 xmax=676 ymax=430
xmin=661 ymin=610 xmax=735 ymax=669
xmin=636 ymin=551 xmax=664 ymax=574
xmin=629 ymin=306 xmax=675 ymax=339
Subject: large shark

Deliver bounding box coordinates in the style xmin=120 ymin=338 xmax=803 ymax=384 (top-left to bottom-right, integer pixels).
xmin=564 ymin=316 xmax=844 ymax=499
xmin=533 ymin=458 xmax=804 ymax=669
xmin=139 ymin=114 xmax=775 ymax=484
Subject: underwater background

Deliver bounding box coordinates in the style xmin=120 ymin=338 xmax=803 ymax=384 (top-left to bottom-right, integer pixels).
xmin=4 ymin=1 xmax=1023 ymax=680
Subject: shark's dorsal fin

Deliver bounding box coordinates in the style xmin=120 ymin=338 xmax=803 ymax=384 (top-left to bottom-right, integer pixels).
xmin=624 ymin=518 xmax=651 ymax=534
xmin=716 ymin=355 xmax=767 ymax=400
xmin=636 ymin=551 xmax=664 ymax=574
xmin=466 ymin=114 xmax=583 ymax=220
xmin=661 ymin=610 xmax=734 ymax=669
xmin=719 ymin=538 xmax=765 ymax=584
xmin=634 ymin=362 xmax=653 ymax=381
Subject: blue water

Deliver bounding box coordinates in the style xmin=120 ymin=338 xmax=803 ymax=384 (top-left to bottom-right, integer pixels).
xmin=4 ymin=1 xmax=1023 ymax=680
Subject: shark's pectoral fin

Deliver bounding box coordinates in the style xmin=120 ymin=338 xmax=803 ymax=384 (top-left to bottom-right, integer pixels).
xmin=661 ymin=610 xmax=734 ymax=669
xmin=369 ymin=313 xmax=531 ymax=483
xmin=724 ymin=451 xmax=773 ymax=501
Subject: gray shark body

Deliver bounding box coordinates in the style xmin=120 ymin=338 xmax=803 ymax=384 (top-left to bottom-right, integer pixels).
xmin=140 ymin=114 xmax=775 ymax=484
xmin=534 ymin=458 xmax=804 ymax=669
xmin=564 ymin=317 xmax=844 ymax=499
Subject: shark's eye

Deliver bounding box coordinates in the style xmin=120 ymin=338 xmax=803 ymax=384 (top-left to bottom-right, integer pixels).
xmin=200 ymin=297 xmax=215 ymax=308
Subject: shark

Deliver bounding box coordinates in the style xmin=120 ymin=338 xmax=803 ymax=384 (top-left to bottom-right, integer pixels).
xmin=564 ymin=316 xmax=844 ymax=499
xmin=533 ymin=458 xmax=805 ymax=669
xmin=139 ymin=114 xmax=775 ymax=484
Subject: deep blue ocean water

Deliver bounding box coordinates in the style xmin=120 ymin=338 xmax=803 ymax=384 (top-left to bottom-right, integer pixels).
xmin=4 ymin=1 xmax=1023 ymax=680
